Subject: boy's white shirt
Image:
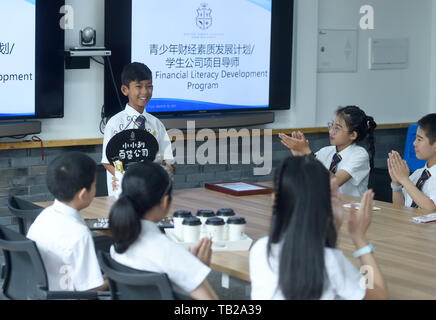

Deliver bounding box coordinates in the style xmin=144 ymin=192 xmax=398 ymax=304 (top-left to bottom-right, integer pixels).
xmin=402 ymin=163 xmax=436 ymax=207
xmin=27 ymin=200 xmax=104 ymax=291
xmin=101 ymin=104 xmax=174 ymax=196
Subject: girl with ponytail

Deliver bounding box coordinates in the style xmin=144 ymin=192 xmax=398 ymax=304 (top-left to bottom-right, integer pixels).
xmin=279 ymin=105 xmax=377 ymax=197
xmin=108 ymin=160 xmax=218 ymax=300
xmin=249 ymin=156 xmax=388 ymax=300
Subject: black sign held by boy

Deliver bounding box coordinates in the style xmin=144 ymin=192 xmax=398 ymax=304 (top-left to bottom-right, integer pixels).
xmin=106 ymin=129 xmax=159 ymax=169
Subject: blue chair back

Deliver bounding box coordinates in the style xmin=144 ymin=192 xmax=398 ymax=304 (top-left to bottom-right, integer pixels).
xmin=403 ymin=124 xmax=426 ymax=172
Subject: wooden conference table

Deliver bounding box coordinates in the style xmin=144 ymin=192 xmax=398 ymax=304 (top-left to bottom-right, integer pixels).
xmin=38 ymin=184 xmax=436 ymax=300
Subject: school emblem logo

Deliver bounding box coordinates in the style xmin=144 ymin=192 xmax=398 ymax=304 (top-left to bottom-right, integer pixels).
xmin=196 ymin=3 xmax=212 ymax=30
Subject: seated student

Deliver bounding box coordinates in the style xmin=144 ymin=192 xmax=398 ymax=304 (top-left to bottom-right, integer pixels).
xmin=388 ymin=113 xmax=436 ymax=210
xmin=279 ymin=106 xmax=377 ymax=197
xmin=101 ymin=62 xmax=174 ymax=196
xmin=27 ymin=152 xmax=107 ymax=291
xmin=249 ymin=156 xmax=388 ymax=300
xmin=108 ymin=161 xmax=218 ymax=300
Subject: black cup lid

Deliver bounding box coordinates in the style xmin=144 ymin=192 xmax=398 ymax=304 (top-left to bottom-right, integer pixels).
xmin=205 ymin=217 xmax=225 ymax=226
xmin=216 ymin=208 xmax=235 ymax=216
xmin=173 ymin=210 xmax=192 ymax=218
xmin=196 ymin=209 xmax=215 ymax=217
xmin=227 ymin=217 xmax=246 ymax=224
xmin=182 ymin=217 xmax=202 ymax=226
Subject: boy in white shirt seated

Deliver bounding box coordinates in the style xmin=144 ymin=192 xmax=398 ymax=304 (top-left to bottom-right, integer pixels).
xmin=388 ymin=113 xmax=436 ymax=210
xmin=27 ymin=152 xmax=108 ymax=291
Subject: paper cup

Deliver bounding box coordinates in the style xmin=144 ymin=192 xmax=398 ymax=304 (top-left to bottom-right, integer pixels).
xmin=205 ymin=217 xmax=225 ymax=241
xmin=172 ymin=210 xmax=192 ymax=241
xmin=227 ymin=217 xmax=246 ymax=241
xmin=216 ymin=208 xmax=235 ymax=223
xmin=216 ymin=208 xmax=235 ymax=240
xmin=182 ymin=217 xmax=202 ymax=243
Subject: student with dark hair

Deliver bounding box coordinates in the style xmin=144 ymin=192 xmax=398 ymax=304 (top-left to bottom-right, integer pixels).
xmin=27 ymin=152 xmax=107 ymax=291
xmin=388 ymin=113 xmax=436 ymax=210
xmin=101 ymin=62 xmax=174 ymax=196
xmin=249 ymin=156 xmax=388 ymax=300
xmin=121 ymin=61 xmax=153 ymax=87
xmin=108 ymin=160 xmax=218 ymax=300
xmin=279 ymin=105 xmax=377 ymax=197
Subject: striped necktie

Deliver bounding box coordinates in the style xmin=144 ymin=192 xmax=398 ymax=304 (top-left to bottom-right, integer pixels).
xmin=411 ymin=169 xmax=431 ymax=208
xmin=135 ymin=115 xmax=146 ymax=130
xmin=329 ymin=153 xmax=342 ymax=174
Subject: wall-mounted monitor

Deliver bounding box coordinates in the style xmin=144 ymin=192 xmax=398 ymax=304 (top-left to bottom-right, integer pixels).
xmin=0 ymin=0 xmax=64 ymax=120
xmin=104 ymin=0 xmax=293 ymax=119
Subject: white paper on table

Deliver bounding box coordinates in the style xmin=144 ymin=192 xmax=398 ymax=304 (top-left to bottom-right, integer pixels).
xmin=411 ymin=213 xmax=436 ymax=224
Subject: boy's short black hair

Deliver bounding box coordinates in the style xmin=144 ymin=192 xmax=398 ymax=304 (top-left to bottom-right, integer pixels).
xmin=121 ymin=62 xmax=152 ymax=87
xmin=418 ymin=113 xmax=436 ymax=144
xmin=46 ymin=152 xmax=96 ymax=202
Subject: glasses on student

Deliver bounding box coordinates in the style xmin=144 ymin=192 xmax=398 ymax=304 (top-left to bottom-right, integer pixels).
xmin=327 ymin=121 xmax=347 ymax=134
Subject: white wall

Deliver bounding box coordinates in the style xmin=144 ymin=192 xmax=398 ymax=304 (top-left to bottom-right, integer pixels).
xmin=32 ymin=0 xmax=435 ymax=140
xmin=268 ymin=0 xmax=319 ymax=130
xmin=38 ymin=0 xmax=105 ymax=140
xmin=430 ymin=0 xmax=436 ymax=112
xmin=314 ymin=0 xmax=432 ymax=127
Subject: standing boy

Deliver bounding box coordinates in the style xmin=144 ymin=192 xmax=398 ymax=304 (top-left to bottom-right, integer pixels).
xmin=101 ymin=62 xmax=174 ymax=196
xmin=388 ymin=114 xmax=436 ymax=210
xmin=27 ymin=152 xmax=107 ymax=291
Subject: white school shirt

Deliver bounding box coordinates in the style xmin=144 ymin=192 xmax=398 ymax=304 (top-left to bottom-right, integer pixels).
xmin=110 ymin=220 xmax=210 ymax=295
xmin=402 ymin=163 xmax=436 ymax=207
xmin=27 ymin=200 xmax=104 ymax=291
xmin=316 ymin=144 xmax=370 ymax=197
xmin=249 ymin=237 xmax=365 ymax=300
xmin=101 ymin=104 xmax=174 ymax=196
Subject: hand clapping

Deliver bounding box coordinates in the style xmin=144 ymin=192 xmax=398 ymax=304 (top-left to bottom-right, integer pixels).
xmin=189 ymin=237 xmax=212 ymax=267
xmin=348 ymin=189 xmax=375 ymax=244
xmin=278 ymin=131 xmax=311 ymax=156
xmin=387 ymin=151 xmax=410 ymax=185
